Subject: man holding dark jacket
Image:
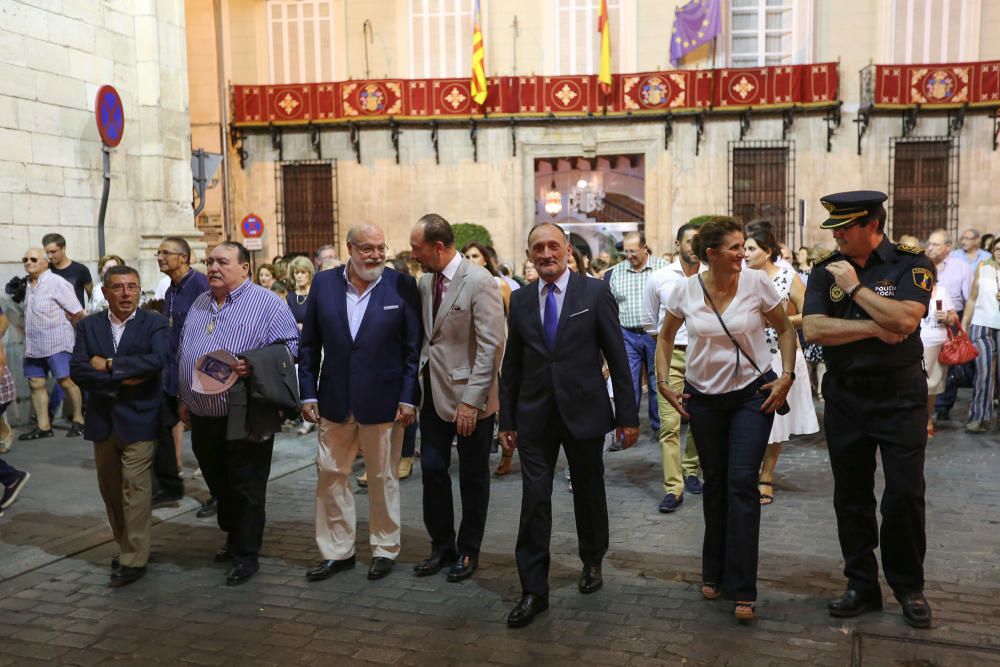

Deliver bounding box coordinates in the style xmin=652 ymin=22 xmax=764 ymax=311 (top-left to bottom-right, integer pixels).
xmin=70 ymin=266 xmax=170 ymax=587
xmin=177 ymin=242 xmax=300 ymax=586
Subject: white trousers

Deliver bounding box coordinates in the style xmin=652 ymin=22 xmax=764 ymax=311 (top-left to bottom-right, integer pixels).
xmin=315 ymin=416 xmax=403 ymax=560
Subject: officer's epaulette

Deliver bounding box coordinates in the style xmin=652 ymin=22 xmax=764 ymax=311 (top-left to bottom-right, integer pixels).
xmin=895 ymin=243 xmax=923 ymax=255
xmin=812 ymin=249 xmax=840 ymax=265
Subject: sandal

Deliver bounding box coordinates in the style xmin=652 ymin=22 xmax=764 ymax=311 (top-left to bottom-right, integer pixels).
xmin=700 ymin=582 xmax=721 ymax=600
xmin=734 ymin=602 xmax=755 ymax=621
xmin=18 ymin=427 xmax=54 ymax=441
xmin=758 ymin=481 xmax=774 ymax=506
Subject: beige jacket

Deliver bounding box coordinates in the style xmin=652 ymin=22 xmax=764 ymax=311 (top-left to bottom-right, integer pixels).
xmin=419 ymin=256 xmax=506 ymax=421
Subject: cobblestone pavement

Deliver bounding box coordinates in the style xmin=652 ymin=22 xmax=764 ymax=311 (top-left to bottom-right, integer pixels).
xmin=0 ymin=394 xmax=998 ymax=666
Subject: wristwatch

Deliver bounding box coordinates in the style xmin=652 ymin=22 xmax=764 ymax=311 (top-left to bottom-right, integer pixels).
xmin=781 ymin=370 xmax=795 ymax=381
xmin=105 ymin=357 xmax=114 ymax=373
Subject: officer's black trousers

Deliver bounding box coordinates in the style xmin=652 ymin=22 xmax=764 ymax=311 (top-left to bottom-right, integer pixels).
xmin=822 ymin=368 xmax=927 ymax=596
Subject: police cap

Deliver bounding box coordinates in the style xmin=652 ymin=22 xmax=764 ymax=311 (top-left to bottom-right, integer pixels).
xmin=819 ymin=191 xmax=888 ymax=230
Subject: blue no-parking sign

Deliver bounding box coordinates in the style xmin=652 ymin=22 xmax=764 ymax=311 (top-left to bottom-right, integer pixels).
xmin=241 ymin=213 xmax=264 ymax=238
xmin=95 ymin=85 xmax=124 ymax=148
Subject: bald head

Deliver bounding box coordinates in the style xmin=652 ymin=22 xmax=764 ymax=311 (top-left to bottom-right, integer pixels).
xmin=346 ymin=223 xmax=384 ymax=245
xmin=345 ymin=223 xmax=387 ymax=283
xmin=23 ymin=247 xmax=49 ymax=277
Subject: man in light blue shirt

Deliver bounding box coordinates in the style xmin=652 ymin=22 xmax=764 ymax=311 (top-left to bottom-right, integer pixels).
xmin=950 ymin=228 xmax=990 ymax=272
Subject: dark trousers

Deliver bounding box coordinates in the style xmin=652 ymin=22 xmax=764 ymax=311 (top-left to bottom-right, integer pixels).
xmin=686 ymin=375 xmax=774 ymax=601
xmin=823 ymin=368 xmax=927 ymax=596
xmin=622 ymin=328 xmax=660 ymax=431
xmin=934 ymin=308 xmax=966 ymax=414
xmin=419 ymin=378 xmax=493 ymax=557
xmin=402 ymin=419 xmax=417 ymax=458
xmin=515 ymin=412 xmax=609 ymax=600
xmin=190 ymin=414 xmax=274 ymax=566
xmin=153 ymin=393 xmax=183 ymax=496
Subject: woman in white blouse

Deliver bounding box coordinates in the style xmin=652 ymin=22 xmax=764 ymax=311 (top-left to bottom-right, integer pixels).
xmin=655 ymin=217 xmax=797 ymax=622
xmin=961 ymin=237 xmax=1000 ymax=432
xmin=919 ymin=284 xmax=957 ymax=437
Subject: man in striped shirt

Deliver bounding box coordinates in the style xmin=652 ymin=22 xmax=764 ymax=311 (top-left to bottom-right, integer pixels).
xmin=178 ymin=242 xmax=300 ymax=586
xmin=607 ymin=232 xmax=667 ymax=444
xmin=19 ymin=248 xmax=85 ymax=441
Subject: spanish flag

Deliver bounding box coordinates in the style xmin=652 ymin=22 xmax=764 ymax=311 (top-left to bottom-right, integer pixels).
xmin=597 ymin=0 xmax=612 ymax=96
xmin=471 ymin=0 xmax=487 ymax=105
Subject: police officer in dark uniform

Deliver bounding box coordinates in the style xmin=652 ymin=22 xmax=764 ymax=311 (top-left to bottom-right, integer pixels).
xmin=802 ymin=191 xmax=934 ymax=629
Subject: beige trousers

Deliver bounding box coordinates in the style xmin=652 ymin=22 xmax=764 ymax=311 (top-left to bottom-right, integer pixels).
xmin=657 ymin=347 xmax=701 ymax=496
xmin=315 ymin=416 xmax=403 ymax=560
xmin=93 ymin=435 xmax=155 ymax=568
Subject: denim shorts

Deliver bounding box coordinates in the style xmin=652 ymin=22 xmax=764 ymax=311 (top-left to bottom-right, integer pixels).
xmin=23 ymin=352 xmax=72 ymax=380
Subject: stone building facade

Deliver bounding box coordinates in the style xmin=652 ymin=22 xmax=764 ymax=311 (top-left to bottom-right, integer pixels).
xmin=0 ymin=0 xmax=199 ymax=422
xmin=192 ymin=0 xmax=1000 ymax=267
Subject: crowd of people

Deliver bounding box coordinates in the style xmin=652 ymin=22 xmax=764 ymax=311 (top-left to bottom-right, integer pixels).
xmin=2 ymin=196 xmax=998 ymax=632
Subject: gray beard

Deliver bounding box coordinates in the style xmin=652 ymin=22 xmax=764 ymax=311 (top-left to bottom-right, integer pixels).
xmin=354 ymin=262 xmax=385 ymax=282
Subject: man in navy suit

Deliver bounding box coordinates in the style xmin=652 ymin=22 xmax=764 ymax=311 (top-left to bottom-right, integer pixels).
xmin=70 ymin=266 xmax=170 ymax=587
xmin=299 ymin=223 xmax=422 ymax=582
xmin=499 ymin=223 xmax=639 ymax=627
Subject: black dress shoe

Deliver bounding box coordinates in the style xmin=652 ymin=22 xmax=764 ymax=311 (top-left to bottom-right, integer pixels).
xmin=827 ymin=589 xmax=883 ymax=618
xmin=225 ymin=561 xmax=259 ymax=586
xmin=305 ymin=556 xmax=356 ymax=581
xmin=413 ymin=550 xmax=458 ymax=577
xmin=507 ymin=593 xmax=549 ymax=628
xmin=896 ymin=591 xmax=932 ymax=629
xmin=367 ymin=557 xmax=394 ymax=580
xmin=151 ymin=490 xmax=183 ymax=509
xmin=578 ymin=563 xmax=603 ymax=594
xmin=109 ymin=565 xmax=146 ymax=587
xmin=196 ymin=497 xmax=218 ymax=518
xmin=446 ymin=555 xmax=478 ymax=582
xmin=214 ymin=545 xmax=233 ymax=563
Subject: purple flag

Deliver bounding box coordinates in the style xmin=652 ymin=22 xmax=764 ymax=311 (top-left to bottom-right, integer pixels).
xmin=669 ymin=0 xmax=722 ymax=66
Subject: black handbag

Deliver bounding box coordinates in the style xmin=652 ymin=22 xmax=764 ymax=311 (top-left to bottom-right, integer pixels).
xmin=698 ymin=275 xmax=790 ymax=415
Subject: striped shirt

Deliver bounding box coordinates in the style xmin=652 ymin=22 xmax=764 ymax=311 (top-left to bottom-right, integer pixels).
xmin=178 ymin=279 xmax=299 ymax=417
xmin=608 ymin=256 xmax=668 ymax=328
xmin=24 ymin=270 xmax=83 ymax=358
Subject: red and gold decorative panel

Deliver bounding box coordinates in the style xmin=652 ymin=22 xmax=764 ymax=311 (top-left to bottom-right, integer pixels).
xmin=231 ymin=62 xmax=842 ymax=126
xmin=872 ymin=61 xmax=1000 ymax=107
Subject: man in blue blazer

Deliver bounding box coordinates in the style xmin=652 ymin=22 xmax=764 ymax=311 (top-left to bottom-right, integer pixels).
xmin=299 ymin=223 xmax=422 ymax=581
xmin=499 ymin=223 xmax=639 ymax=627
xmin=70 ymin=266 xmax=170 ymax=587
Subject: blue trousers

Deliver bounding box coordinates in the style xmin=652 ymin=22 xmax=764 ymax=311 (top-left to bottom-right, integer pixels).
xmin=686 ymin=375 xmax=774 ymax=601
xmin=621 ymin=328 xmax=659 ymax=431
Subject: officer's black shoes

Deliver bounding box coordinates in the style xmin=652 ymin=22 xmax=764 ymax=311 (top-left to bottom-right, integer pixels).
xmin=896 ymin=591 xmax=932 ymax=629
xmin=827 ymin=589 xmax=883 ymax=618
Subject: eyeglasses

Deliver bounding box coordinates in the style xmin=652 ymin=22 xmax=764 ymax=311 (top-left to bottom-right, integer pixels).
xmin=106 ymin=283 xmax=141 ymax=294
xmin=22 ymin=257 xmax=40 ymax=263
xmin=155 ymin=250 xmax=182 ymax=257
xmin=354 ymin=244 xmax=388 ymax=256
xmin=622 ymin=249 xmax=645 ymax=257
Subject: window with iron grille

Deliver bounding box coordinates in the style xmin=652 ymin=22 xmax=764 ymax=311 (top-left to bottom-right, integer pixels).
xmin=888 ymin=137 xmax=958 ymax=243
xmin=729 ymin=141 xmax=795 ymax=245
xmin=277 ymin=161 xmax=338 ymax=257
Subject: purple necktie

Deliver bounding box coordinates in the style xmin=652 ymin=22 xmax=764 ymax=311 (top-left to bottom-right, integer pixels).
xmin=544 ymin=283 xmax=558 ymax=349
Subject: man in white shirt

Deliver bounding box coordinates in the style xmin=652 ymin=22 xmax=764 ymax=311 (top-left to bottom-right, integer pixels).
xmin=641 ymin=223 xmax=703 ymax=513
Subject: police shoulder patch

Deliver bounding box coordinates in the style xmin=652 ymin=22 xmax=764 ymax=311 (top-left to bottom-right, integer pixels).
xmin=813 ymin=249 xmax=840 ymax=265
xmin=912 ymin=267 xmax=933 ymax=292
xmin=895 ymin=244 xmax=923 ymax=255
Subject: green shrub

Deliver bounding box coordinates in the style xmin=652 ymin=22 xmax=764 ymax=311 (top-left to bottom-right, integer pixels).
xmin=453 ymin=223 xmax=494 ymax=249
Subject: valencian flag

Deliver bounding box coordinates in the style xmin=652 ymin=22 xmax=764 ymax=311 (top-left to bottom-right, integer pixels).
xmin=669 ymin=0 xmax=721 ymax=66
xmin=597 ymin=0 xmax=612 ymax=96
xmin=471 ymin=0 xmax=487 ymax=105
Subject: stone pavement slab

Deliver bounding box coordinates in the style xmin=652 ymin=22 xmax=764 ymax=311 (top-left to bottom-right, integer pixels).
xmin=0 ymin=396 xmax=998 ymax=665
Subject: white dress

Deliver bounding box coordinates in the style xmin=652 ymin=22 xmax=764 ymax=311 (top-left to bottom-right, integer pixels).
xmin=764 ymin=267 xmax=819 ymax=444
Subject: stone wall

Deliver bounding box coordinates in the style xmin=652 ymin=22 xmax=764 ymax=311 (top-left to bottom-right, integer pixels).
xmin=0 ymin=0 xmax=202 ymax=424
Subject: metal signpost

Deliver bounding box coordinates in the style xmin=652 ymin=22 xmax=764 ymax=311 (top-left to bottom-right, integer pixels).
xmin=95 ymin=85 xmax=124 ymax=258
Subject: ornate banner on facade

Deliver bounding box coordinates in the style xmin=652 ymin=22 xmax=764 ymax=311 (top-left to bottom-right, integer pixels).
xmin=232 ymin=62 xmax=840 ymax=126
xmin=871 ymin=61 xmax=1000 ymax=107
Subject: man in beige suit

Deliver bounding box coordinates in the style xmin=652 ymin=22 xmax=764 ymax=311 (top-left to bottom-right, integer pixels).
xmin=408 ymin=213 xmax=506 ymax=582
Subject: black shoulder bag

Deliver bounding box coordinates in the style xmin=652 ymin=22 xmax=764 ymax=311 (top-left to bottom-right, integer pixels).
xmin=698 ymin=275 xmax=789 ymax=415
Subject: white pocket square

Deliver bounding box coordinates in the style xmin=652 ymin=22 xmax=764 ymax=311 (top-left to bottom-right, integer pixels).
xmin=383 ymin=304 xmax=399 ymax=310
xmin=568 ymin=308 xmax=590 ymax=318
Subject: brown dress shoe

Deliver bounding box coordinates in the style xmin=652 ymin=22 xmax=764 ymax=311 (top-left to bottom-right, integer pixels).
xmin=494 ymin=453 xmax=513 ymax=477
